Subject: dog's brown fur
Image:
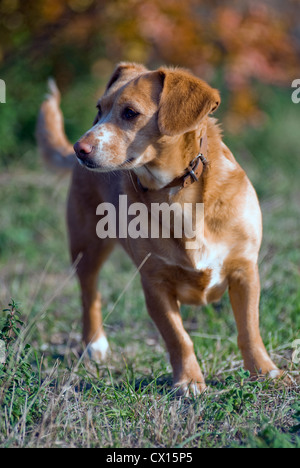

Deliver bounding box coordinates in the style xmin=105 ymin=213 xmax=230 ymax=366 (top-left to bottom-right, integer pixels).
xmin=36 ymin=63 xmax=280 ymax=395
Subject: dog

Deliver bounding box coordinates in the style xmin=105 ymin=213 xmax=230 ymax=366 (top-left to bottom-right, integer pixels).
xmin=37 ymin=62 xmax=280 ymax=395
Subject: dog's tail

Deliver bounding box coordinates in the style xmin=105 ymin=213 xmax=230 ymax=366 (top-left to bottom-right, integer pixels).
xmin=36 ymin=79 xmax=75 ymax=173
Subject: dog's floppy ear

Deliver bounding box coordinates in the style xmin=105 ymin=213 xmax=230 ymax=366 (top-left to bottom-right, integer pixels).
xmin=106 ymin=62 xmax=148 ymax=91
xmin=157 ymin=68 xmax=220 ymax=136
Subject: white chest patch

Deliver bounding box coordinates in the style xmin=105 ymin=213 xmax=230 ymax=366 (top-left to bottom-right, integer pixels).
xmin=193 ymin=241 xmax=229 ymax=289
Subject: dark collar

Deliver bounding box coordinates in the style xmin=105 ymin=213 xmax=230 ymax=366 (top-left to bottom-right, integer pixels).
xmin=136 ymin=134 xmax=208 ymax=193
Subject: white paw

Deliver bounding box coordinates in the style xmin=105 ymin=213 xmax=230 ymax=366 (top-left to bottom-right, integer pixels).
xmin=87 ymin=335 xmax=109 ymax=362
xmin=268 ymin=369 xmax=281 ymax=379
xmin=174 ymin=381 xmax=207 ymax=397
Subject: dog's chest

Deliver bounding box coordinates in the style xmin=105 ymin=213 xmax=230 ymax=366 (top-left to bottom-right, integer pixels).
xmin=157 ymin=239 xmax=229 ymax=305
xmin=192 ymin=241 xmax=229 ymax=287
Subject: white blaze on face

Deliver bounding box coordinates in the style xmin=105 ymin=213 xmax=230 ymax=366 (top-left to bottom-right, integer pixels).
xmin=92 ymin=124 xmax=116 ymax=164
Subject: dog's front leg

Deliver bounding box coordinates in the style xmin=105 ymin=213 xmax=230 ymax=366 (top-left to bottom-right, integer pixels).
xmin=142 ymin=279 xmax=206 ymax=395
xmin=228 ymin=262 xmax=280 ymax=377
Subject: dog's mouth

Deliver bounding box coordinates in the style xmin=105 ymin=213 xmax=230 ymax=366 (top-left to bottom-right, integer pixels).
xmin=77 ymin=156 xmax=137 ymax=172
xmin=77 ymin=157 xmax=99 ymax=170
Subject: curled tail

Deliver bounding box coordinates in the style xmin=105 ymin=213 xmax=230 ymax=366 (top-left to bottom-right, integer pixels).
xmin=36 ymin=79 xmax=75 ymax=173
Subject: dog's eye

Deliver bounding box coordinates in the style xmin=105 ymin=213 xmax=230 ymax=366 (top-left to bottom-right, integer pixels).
xmin=122 ymin=107 xmax=139 ymax=120
xmin=93 ymin=105 xmax=102 ymax=125
xmin=96 ymin=104 xmax=102 ymax=117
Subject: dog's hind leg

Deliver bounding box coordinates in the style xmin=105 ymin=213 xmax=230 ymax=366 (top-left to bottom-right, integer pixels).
xmin=67 ymin=184 xmax=116 ymax=361
xmin=228 ymin=262 xmax=280 ymax=377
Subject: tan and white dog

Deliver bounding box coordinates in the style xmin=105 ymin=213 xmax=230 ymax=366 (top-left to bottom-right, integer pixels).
xmin=37 ymin=62 xmax=280 ymax=395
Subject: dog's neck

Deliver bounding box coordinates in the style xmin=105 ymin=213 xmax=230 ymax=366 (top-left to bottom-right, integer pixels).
xmin=133 ymin=121 xmax=208 ymax=193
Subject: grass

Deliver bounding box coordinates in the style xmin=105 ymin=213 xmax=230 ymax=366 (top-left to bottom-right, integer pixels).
xmin=0 ymin=84 xmax=299 ymax=448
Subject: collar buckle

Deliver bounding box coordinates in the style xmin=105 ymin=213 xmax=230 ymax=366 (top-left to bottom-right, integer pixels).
xmin=183 ymin=152 xmax=206 ymax=187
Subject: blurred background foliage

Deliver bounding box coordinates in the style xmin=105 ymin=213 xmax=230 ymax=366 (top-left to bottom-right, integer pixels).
xmin=0 ymin=0 xmax=299 ymax=166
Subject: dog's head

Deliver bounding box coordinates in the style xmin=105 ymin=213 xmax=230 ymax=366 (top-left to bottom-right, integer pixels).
xmin=74 ymin=62 xmax=220 ymax=175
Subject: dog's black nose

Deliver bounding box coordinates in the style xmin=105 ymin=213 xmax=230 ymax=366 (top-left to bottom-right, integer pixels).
xmin=74 ymin=141 xmax=93 ymax=158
